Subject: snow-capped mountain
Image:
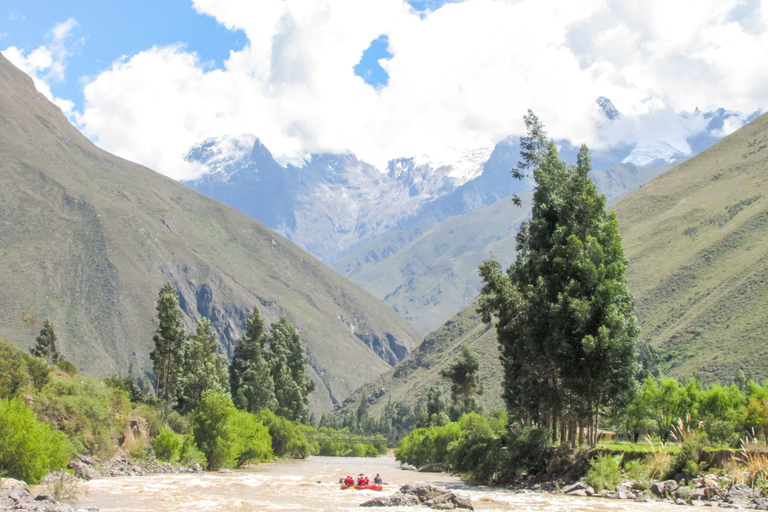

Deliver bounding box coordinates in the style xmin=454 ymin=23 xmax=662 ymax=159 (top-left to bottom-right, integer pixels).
xmin=183 ymin=99 xmax=762 ymax=333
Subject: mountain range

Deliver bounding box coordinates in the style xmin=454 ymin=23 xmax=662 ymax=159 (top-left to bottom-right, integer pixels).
xmin=183 ymin=103 xmax=758 ymax=333
xmin=0 ymin=52 xmax=423 ymax=414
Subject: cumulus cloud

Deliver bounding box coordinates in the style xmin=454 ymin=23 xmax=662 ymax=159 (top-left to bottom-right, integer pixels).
xmin=74 ymin=0 xmax=767 ymax=179
xmin=3 ymin=18 xmax=78 ymax=115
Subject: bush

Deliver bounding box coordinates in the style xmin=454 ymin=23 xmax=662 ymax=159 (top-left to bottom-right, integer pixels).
xmin=584 ymin=454 xmax=622 ymax=492
xmin=33 ymin=374 xmax=131 ymax=457
xmin=55 ymin=360 xmax=77 ymax=376
xmin=228 ymin=410 xmax=273 ymax=467
xmin=153 ymin=427 xmax=181 ymax=462
xmin=395 ymin=423 xmax=461 ymax=468
xmin=448 ymin=414 xmax=505 ymax=484
xmin=179 ymin=433 xmax=207 ymax=467
xmin=0 ymin=339 xmax=31 ymax=398
xmin=255 ymin=409 xmax=310 ymax=459
xmin=192 ymin=389 xmax=237 ymax=470
xmin=0 ymin=398 xmax=74 ymax=484
xmin=507 ymin=425 xmax=553 ymax=476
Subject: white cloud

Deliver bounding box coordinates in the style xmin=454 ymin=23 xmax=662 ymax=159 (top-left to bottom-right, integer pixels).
xmin=2 ymin=18 xmax=78 ymax=115
xmin=74 ymin=0 xmax=767 ymax=179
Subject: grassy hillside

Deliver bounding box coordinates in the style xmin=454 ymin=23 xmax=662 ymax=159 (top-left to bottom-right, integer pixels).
xmin=613 ymin=112 xmax=768 ymax=381
xmin=337 ymin=113 xmax=768 ymax=416
xmin=0 ymin=53 xmax=422 ymax=414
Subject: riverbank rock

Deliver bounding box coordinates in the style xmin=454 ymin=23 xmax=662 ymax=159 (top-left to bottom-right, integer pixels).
xmin=360 ymin=484 xmax=473 ymax=510
xmin=360 ymin=495 xmax=421 ymax=507
xmin=419 ymin=464 xmax=450 ymax=473
xmin=0 ymin=487 xmax=74 ymax=512
xmin=650 ymin=480 xmax=679 ymax=497
xmin=0 ymin=479 xmax=29 ymax=491
xmin=69 ymin=461 xmax=101 ymax=481
xmin=98 ymin=457 xmax=202 ymax=477
xmin=423 ymin=491 xmax=474 ymax=510
xmin=399 ymin=464 xmax=417 ymax=471
xmin=399 ymin=484 xmax=452 ymax=502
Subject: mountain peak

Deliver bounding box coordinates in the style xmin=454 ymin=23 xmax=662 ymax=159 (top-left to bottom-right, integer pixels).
xmin=596 ymin=96 xmax=622 ymax=120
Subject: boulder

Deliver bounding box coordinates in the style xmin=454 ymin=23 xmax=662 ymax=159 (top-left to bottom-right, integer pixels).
xmin=561 ymin=482 xmax=588 ymax=494
xmin=567 ymin=490 xmax=589 ymax=497
xmin=69 ymin=460 xmax=102 ymax=480
xmin=674 ymin=487 xmax=692 ymax=501
xmin=0 ymin=478 xmax=29 ymax=490
xmin=726 ymin=483 xmax=754 ymax=502
xmin=360 ymin=494 xmax=421 ymax=507
xmin=399 ymin=464 xmax=417 ymax=471
xmin=753 ymin=497 xmax=768 ymax=510
xmin=651 ymin=480 xmax=680 ymax=497
xmin=419 ymin=464 xmax=450 ymax=473
xmin=423 ymin=491 xmax=474 ymax=510
xmin=690 ymin=488 xmax=709 ymax=501
xmin=218 ymin=468 xmax=233 ymax=474
xmin=398 ymin=484 xmax=451 ymax=503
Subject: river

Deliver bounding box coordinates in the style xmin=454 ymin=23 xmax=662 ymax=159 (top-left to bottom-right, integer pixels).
xmin=77 ymin=456 xmax=686 ymax=511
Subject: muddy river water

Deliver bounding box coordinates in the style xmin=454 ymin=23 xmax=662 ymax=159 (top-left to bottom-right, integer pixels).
xmin=78 ymin=456 xmax=687 ymax=512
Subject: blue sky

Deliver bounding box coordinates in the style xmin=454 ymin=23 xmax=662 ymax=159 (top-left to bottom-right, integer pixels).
xmin=1 ymin=0 xmax=766 ymax=180
xmin=0 ymin=0 xmax=437 ymax=113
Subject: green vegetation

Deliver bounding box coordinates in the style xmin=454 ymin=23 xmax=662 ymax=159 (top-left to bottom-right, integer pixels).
xmin=584 ymin=454 xmax=622 ymax=493
xmin=179 ymin=317 xmax=229 ymax=412
xmin=0 ymin=397 xmax=73 ymax=484
xmin=30 ymin=319 xmax=62 ymax=364
xmin=152 ymin=427 xmax=182 ymax=462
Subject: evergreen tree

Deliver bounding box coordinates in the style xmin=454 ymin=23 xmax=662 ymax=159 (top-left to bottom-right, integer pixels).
xmin=180 ymin=317 xmax=229 ymax=412
xmin=266 ymin=317 xmax=314 ymax=424
xmin=30 ymin=319 xmax=61 ymax=364
xmin=440 ymin=345 xmax=483 ymax=415
xmin=478 ymin=111 xmax=638 ymax=445
xmin=229 ymin=307 xmax=278 ymax=413
xmin=149 ymin=282 xmax=187 ymax=404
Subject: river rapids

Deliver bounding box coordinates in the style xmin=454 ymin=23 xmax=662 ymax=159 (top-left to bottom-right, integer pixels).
xmin=77 ymin=456 xmax=688 ymax=511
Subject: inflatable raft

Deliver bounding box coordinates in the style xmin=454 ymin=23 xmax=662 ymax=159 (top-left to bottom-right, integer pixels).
xmin=340 ymin=484 xmax=384 ymax=491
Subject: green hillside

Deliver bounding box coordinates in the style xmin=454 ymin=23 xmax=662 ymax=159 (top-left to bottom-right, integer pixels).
xmin=0 ymin=53 xmax=422 ymax=414
xmin=613 ymin=112 xmax=768 ymax=381
xmin=336 ymin=113 xmax=768 ymax=416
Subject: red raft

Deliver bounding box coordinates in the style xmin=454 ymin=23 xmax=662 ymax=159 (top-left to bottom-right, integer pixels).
xmin=340 ymin=484 xmax=384 ymax=491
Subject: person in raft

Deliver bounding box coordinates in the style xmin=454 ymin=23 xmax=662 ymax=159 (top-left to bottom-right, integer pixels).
xmin=344 ymin=475 xmax=354 ymax=487
xmin=374 ymin=474 xmax=382 ymax=484
xmin=357 ymin=474 xmax=369 ymax=486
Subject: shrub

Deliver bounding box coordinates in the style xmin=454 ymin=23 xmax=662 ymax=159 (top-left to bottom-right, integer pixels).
xmin=584 ymin=454 xmax=622 ymax=492
xmin=0 ymin=339 xmax=31 ymax=398
xmin=55 ymin=360 xmax=77 ymax=376
xmin=192 ymin=389 xmax=236 ymax=470
xmin=0 ymin=398 xmax=74 ymax=484
xmin=179 ymin=433 xmax=207 ymax=467
xmin=33 ymin=374 xmax=131 ymax=457
xmin=228 ymin=409 xmax=273 ymax=467
xmin=153 ymin=427 xmax=181 ymax=462
xmin=42 ymin=470 xmax=81 ymax=506
xmin=448 ymin=414 xmax=504 ymax=484
xmin=255 ymin=409 xmax=310 ymax=459
xmin=395 ymin=422 xmax=461 ymax=468
xmin=507 ymin=425 xmax=553 ymax=476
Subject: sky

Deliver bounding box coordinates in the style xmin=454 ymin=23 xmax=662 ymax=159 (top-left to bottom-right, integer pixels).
xmin=1 ymin=0 xmax=767 ymax=180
